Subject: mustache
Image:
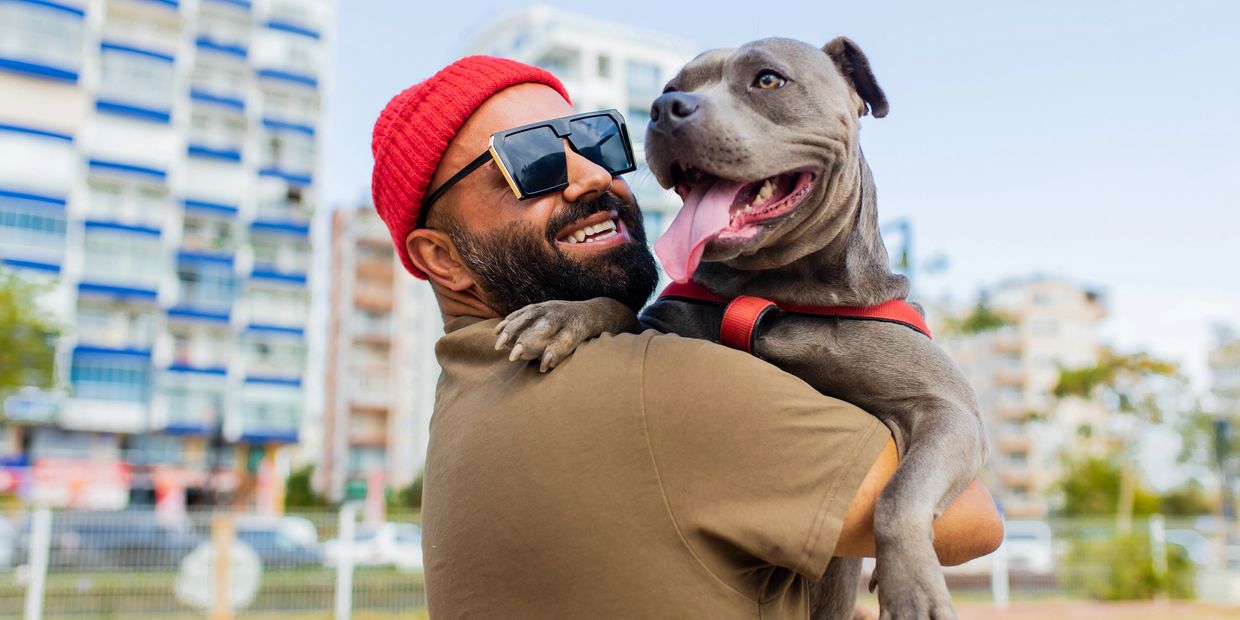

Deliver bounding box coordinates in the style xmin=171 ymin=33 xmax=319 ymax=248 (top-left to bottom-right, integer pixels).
xmin=544 ymin=192 xmax=637 ymax=243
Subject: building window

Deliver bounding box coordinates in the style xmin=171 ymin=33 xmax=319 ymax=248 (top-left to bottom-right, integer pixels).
xmin=239 ymin=395 xmax=299 ymax=430
xmin=625 ymin=59 xmax=662 ymax=95
xmin=251 ymin=232 xmax=310 ymax=272
xmin=245 ymin=336 xmax=305 ymax=377
xmin=1031 ymin=319 xmax=1059 ymax=337
xmin=71 ymin=351 xmax=151 ymax=402
xmin=0 ymin=129 xmax=77 ymax=192
xmin=161 ymin=380 xmax=223 ymax=427
xmin=87 ymin=177 xmax=167 ymax=227
xmin=182 ymin=213 xmax=235 ymax=253
xmin=191 ymin=58 xmax=247 ymax=99
xmin=262 ymin=130 xmax=314 ymax=173
xmin=170 ymin=323 xmax=230 ymax=367
xmin=626 ymin=105 xmax=651 ymax=135
xmin=76 ymin=300 xmax=155 ymax=349
xmin=177 ymin=261 xmax=237 ymax=310
xmin=190 ymin=108 xmax=246 ymax=151
xmin=256 ymin=179 xmax=311 ymax=222
xmin=197 ymin=4 xmax=250 ymax=49
xmin=0 ymin=2 xmax=84 ymax=75
xmin=253 ymin=29 xmax=320 ymax=76
xmin=81 ymin=231 xmax=163 ymax=288
xmin=347 ymin=446 xmax=386 ymax=474
xmin=247 ymin=284 xmax=308 ymax=325
xmin=0 ymin=199 xmax=66 ymax=257
xmin=534 ymin=47 xmax=580 ymax=81
xmin=262 ymin=87 xmax=318 ymax=124
xmin=596 ymin=54 xmax=611 ymax=78
xmin=125 ymin=434 xmax=185 ymax=465
xmin=98 ymin=49 xmax=175 ymax=111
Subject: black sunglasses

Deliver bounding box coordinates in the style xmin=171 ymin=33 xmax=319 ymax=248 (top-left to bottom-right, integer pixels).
xmin=419 ymin=109 xmax=637 ymax=227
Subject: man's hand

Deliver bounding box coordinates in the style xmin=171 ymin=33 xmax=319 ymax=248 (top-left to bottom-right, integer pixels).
xmin=835 ymin=439 xmax=1003 ymax=565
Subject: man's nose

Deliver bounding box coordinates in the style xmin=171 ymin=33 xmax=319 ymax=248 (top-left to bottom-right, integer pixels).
xmin=650 ymin=92 xmax=701 ymax=132
xmin=561 ymin=142 xmax=612 ymax=203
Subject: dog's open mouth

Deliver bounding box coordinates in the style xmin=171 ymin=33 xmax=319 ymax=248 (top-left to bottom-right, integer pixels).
xmin=675 ymin=167 xmax=818 ymax=231
xmin=655 ymin=166 xmax=818 ymax=283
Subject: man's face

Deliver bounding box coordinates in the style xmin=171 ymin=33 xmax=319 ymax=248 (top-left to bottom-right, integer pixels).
xmin=424 ymin=84 xmax=658 ymax=315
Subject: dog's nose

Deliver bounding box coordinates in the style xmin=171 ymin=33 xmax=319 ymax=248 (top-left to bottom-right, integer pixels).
xmin=651 ymin=92 xmax=700 ymax=130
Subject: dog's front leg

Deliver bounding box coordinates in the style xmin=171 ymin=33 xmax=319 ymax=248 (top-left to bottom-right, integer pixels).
xmin=494 ymin=298 xmax=640 ymax=371
xmin=871 ymin=408 xmax=984 ymax=620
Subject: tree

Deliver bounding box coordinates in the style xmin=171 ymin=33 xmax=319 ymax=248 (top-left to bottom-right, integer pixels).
xmin=0 ymin=270 xmax=59 ymax=396
xmin=1055 ymin=454 xmax=1160 ymax=517
xmin=1053 ymin=348 xmax=1185 ymax=530
xmin=389 ymin=471 xmax=423 ymax=511
xmin=942 ymin=299 xmax=1012 ymax=335
xmin=284 ymin=464 xmax=328 ymax=508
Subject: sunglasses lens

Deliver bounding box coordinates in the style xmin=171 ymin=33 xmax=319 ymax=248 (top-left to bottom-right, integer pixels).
xmin=503 ymin=125 xmax=567 ymax=195
xmin=567 ymin=115 xmax=633 ymax=174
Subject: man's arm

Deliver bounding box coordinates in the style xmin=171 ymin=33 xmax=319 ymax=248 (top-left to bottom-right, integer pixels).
xmin=835 ymin=438 xmax=1003 ymax=565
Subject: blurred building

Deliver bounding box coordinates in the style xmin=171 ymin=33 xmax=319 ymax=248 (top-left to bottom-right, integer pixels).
xmin=465 ymin=4 xmax=697 ymax=244
xmin=1210 ymin=326 xmax=1240 ymax=418
xmin=0 ymin=0 xmax=333 ymax=510
xmin=939 ymin=277 xmax=1107 ymax=518
xmin=317 ymin=206 xmax=439 ymax=502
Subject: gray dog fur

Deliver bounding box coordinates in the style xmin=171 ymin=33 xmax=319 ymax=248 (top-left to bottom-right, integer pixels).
xmin=494 ymin=37 xmax=988 ymax=620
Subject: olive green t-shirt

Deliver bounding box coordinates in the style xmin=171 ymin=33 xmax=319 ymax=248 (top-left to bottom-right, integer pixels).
xmin=422 ymin=316 xmax=890 ymax=619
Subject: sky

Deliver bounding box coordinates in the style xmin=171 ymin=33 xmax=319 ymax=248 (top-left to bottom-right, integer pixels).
xmin=320 ymin=0 xmax=1240 ymax=403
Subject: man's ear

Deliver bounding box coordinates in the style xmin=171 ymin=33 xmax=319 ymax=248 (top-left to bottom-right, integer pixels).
xmin=823 ymin=37 xmax=889 ymax=119
xmin=406 ymin=228 xmax=475 ymax=292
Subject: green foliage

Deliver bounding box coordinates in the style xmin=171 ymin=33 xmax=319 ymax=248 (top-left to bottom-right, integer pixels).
xmin=944 ymin=300 xmax=1011 ymax=335
xmin=390 ymin=472 xmax=424 ymax=511
xmin=1159 ymin=480 xmax=1216 ymax=516
xmin=1063 ymin=530 xmax=1195 ymax=600
xmin=1055 ymin=454 xmax=1160 ymax=517
xmin=0 ymin=270 xmax=59 ymax=395
xmin=1054 ymin=349 xmax=1182 ymax=422
xmin=285 ymin=464 xmax=328 ymax=508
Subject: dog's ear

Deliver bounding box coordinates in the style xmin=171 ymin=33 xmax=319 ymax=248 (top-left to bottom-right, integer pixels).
xmin=823 ymin=37 xmax=888 ymax=118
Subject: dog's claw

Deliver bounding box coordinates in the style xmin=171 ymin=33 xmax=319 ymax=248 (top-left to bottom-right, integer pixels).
xmin=509 ymin=343 xmax=524 ymax=362
xmin=495 ymin=331 xmax=510 ymax=350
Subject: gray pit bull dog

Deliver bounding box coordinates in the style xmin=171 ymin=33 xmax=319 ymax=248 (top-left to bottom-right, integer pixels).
xmin=494 ymin=36 xmax=988 ymax=620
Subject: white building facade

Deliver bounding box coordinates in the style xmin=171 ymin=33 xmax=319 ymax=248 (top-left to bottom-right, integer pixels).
xmin=0 ymin=0 xmax=332 ymax=508
xmin=465 ymin=5 xmax=697 ymax=243
xmin=939 ymin=277 xmax=1108 ymax=518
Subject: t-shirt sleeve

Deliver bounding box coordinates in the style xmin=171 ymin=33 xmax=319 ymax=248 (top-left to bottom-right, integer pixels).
xmin=640 ymin=333 xmax=890 ymax=581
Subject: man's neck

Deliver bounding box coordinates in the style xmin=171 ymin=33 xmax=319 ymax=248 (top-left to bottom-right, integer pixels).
xmin=433 ymin=282 xmax=500 ymax=325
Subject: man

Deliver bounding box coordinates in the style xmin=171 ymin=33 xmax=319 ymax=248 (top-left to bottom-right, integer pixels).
xmin=371 ymin=56 xmax=1002 ymax=619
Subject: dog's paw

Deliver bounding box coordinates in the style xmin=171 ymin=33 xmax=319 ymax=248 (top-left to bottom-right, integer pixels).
xmin=872 ymin=549 xmax=957 ymax=620
xmin=494 ymin=298 xmax=637 ymax=372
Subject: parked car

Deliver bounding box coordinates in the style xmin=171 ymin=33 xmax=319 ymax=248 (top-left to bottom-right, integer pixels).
xmin=1165 ymin=529 xmax=1215 ymax=567
xmin=16 ymin=510 xmax=204 ymax=569
xmin=234 ymin=525 xmax=322 ymax=568
xmin=1003 ymin=520 xmax=1054 ymax=574
xmin=322 ymin=522 xmax=422 ymax=570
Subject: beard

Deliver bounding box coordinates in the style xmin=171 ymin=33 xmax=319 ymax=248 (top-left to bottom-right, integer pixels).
xmin=443 ymin=191 xmax=659 ymax=316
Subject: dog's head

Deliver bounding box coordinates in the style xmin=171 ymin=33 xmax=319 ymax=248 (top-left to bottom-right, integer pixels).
xmin=646 ymin=37 xmax=887 ymax=283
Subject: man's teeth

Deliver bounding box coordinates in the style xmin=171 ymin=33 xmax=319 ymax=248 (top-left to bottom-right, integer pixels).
xmin=563 ymin=219 xmax=619 ymax=244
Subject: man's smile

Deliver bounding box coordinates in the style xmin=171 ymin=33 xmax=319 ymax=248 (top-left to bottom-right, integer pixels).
xmin=554 ymin=210 xmax=630 ymax=253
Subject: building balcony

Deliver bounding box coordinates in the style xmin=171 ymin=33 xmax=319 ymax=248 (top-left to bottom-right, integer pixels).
xmin=996 ymin=433 xmax=1032 ymax=453
xmin=998 ymin=468 xmax=1035 ymax=488
xmin=994 ymin=367 xmax=1025 ymax=386
xmin=354 ymin=282 xmax=392 ymax=311
xmin=356 ymin=256 xmax=393 ymax=282
xmin=991 ymin=327 xmax=1022 ymax=354
xmin=994 ymin=401 xmax=1031 ymax=421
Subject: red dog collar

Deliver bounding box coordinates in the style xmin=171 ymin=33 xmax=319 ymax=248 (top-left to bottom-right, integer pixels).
xmin=660 ymin=281 xmax=932 ymax=354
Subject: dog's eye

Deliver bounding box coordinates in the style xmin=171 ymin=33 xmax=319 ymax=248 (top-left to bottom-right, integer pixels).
xmin=753 ymin=70 xmax=786 ymax=90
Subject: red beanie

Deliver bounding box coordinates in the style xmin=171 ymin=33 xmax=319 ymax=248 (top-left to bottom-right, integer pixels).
xmin=371 ymin=56 xmax=571 ymax=278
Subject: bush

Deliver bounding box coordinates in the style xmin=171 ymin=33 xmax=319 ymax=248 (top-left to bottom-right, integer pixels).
xmin=1062 ymin=528 xmax=1194 ymax=600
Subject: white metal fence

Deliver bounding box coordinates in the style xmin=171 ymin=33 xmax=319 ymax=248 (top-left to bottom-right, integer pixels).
xmin=1 ymin=508 xmax=1238 ymax=618
xmin=0 ymin=505 xmax=426 ymax=619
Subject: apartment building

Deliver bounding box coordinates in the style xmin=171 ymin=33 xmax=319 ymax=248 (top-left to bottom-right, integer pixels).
xmin=465 ymin=5 xmax=697 ymax=243
xmin=939 ymin=277 xmax=1108 ymax=518
xmin=0 ymin=0 xmax=332 ymax=510
xmin=317 ymin=206 xmax=439 ymax=502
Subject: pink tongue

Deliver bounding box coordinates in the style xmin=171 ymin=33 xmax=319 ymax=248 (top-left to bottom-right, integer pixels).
xmin=654 ymin=178 xmax=747 ymax=283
